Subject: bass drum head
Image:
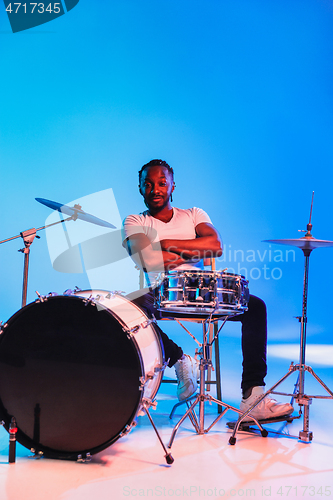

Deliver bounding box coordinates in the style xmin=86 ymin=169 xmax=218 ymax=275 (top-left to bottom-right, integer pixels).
xmin=0 ymin=296 xmax=143 ymax=460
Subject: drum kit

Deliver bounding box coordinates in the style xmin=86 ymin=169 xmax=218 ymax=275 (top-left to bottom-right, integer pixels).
xmin=0 ymin=193 xmax=332 ymax=464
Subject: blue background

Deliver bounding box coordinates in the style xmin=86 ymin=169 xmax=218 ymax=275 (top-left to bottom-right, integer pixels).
xmin=0 ymin=0 xmax=332 ymax=362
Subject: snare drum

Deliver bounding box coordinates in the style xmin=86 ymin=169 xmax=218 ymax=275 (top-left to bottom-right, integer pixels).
xmin=0 ymin=290 xmax=164 ymax=460
xmin=155 ymin=270 xmax=249 ymax=317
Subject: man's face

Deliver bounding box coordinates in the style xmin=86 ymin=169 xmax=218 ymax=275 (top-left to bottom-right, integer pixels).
xmin=139 ymin=165 xmax=174 ymax=212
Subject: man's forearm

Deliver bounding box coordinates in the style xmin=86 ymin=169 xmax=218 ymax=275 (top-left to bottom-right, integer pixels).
xmin=137 ymin=248 xmax=191 ymax=272
xmin=159 ymin=237 xmax=222 ymax=259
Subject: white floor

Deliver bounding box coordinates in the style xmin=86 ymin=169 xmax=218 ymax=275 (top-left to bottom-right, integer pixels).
xmin=0 ymin=347 xmax=332 ymax=500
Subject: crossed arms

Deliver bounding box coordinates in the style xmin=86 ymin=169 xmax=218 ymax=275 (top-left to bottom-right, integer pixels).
xmin=123 ymin=222 xmax=223 ymax=272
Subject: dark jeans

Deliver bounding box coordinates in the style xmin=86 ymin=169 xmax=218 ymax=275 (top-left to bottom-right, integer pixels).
xmin=229 ymin=295 xmax=267 ymax=393
xmin=126 ymin=291 xmax=267 ymax=394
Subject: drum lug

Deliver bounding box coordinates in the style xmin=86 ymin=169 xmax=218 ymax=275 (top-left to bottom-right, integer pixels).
xmin=154 ymin=359 xmax=169 ymax=373
xmin=138 ymin=398 xmax=157 ymax=416
xmin=35 ymin=291 xmax=48 ymax=302
xmin=104 ymin=290 xmax=125 ymax=299
xmin=143 ymin=397 xmax=157 ymax=410
xmin=82 ymin=295 xmax=96 ymax=307
xmin=125 ymin=315 xmax=156 ymax=336
xmin=141 ymin=316 xmax=156 ymax=329
xmin=125 ymin=325 xmax=140 ymax=336
xmin=35 ymin=291 xmax=59 ymax=303
xmin=139 ymin=370 xmax=155 ymax=388
xmin=65 ymin=286 xmax=82 ymax=296
xmin=77 ymin=452 xmax=91 ymax=463
xmin=119 ymin=424 xmax=133 ymax=437
xmin=0 ymin=322 xmax=7 ymax=334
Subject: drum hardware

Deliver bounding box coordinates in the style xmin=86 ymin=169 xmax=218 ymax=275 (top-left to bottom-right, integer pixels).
xmin=0 ymin=322 xmax=7 ymax=334
xmin=139 ymin=372 xmax=155 ymax=389
xmin=0 ymin=198 xmax=115 ymax=308
xmin=29 ymin=449 xmax=44 ymax=459
xmin=35 ymin=291 xmax=47 ymax=302
xmin=140 ymin=398 xmax=174 ymax=465
xmin=166 ymin=312 xmax=267 ymax=450
xmin=35 ymin=291 xmax=61 ymax=303
xmin=227 ymin=412 xmax=300 ymax=432
xmin=142 ymin=317 xmax=157 ymax=329
xmin=19 ymin=229 xmax=40 ymax=308
xmin=163 ymin=290 xmax=240 ymax=419
xmin=142 ymin=398 xmax=157 ymax=410
xmin=174 ymin=320 xmax=202 ymax=347
xmin=119 ymin=424 xmax=134 ymax=438
xmin=8 ymin=417 xmax=17 ymax=463
xmin=82 ymin=295 xmax=96 ymax=307
xmin=77 ymin=453 xmax=91 ymax=463
xmin=229 ymin=192 xmax=333 ymax=445
xmin=94 ymin=291 xmax=122 ymax=300
xmin=64 ymin=287 xmax=82 ymax=295
xmin=125 ymin=324 xmax=141 ymax=336
xmin=168 ymin=394 xmax=197 ymax=420
xmin=137 ymin=398 xmax=158 ymax=417
xmin=155 ymin=359 xmax=170 ymax=373
xmin=155 ymin=271 xmax=266 ymax=447
xmin=123 ymin=316 xmax=157 ymax=336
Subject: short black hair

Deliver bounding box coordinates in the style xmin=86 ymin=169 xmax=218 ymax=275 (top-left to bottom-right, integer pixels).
xmin=138 ymin=159 xmax=174 ymax=183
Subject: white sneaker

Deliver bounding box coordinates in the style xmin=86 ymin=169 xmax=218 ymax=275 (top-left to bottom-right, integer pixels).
xmin=174 ymin=354 xmax=199 ymax=401
xmin=240 ymin=386 xmax=293 ymax=421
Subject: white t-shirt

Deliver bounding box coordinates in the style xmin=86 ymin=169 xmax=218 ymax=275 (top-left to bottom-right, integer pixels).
xmin=122 ymin=207 xmax=212 ymax=285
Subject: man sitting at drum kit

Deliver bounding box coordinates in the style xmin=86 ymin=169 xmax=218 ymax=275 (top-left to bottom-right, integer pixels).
xmin=122 ymin=159 xmax=293 ymax=421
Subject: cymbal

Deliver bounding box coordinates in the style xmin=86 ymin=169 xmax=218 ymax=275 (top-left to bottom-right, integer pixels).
xmin=263 ymin=237 xmax=333 ymax=250
xmin=36 ymin=198 xmax=116 ymax=229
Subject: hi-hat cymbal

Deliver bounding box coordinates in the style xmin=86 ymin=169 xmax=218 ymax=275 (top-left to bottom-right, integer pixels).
xmin=263 ymin=236 xmax=333 ymax=251
xmin=36 ymin=198 xmax=116 ymax=229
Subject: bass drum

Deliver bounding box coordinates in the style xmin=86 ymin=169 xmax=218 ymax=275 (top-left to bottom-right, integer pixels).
xmin=0 ymin=290 xmax=164 ymax=460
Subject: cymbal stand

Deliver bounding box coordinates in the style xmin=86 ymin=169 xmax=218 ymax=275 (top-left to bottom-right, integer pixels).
xmin=168 ymin=310 xmax=267 ymax=449
xmin=229 ymin=202 xmax=333 ymax=444
xmin=0 ymin=214 xmax=78 ymax=308
xmin=19 ymin=228 xmax=39 ymax=307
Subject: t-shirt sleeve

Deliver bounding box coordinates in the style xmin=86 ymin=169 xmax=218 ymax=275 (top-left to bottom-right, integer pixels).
xmin=122 ymin=214 xmax=158 ymax=248
xmin=192 ymin=207 xmax=213 ymax=227
xmin=122 ymin=214 xmax=145 ymax=243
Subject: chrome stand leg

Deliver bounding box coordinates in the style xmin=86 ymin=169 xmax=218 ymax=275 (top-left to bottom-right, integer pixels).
xmin=168 ymin=396 xmax=200 ymax=448
xmin=142 ymin=402 xmax=174 ymax=465
xmin=198 ymin=357 xmax=206 ymax=434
